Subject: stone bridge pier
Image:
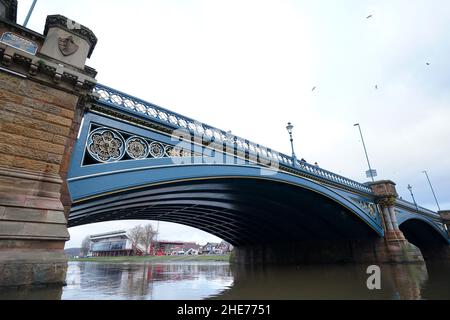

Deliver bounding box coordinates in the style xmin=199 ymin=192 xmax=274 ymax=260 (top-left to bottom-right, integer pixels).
xmin=369 ymin=181 xmax=424 ymax=263
xmin=0 ymin=8 xmax=97 ymax=287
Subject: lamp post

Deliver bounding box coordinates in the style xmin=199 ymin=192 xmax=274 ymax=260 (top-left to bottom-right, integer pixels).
xmin=422 ymin=170 xmax=441 ymax=211
xmin=354 ymin=123 xmax=376 ymax=182
xmin=407 ymin=184 xmax=419 ymax=212
xmin=286 ymin=122 xmax=297 ymax=166
xmin=23 ymin=0 xmax=38 ymax=27
xmin=154 ymin=220 xmax=160 ymax=256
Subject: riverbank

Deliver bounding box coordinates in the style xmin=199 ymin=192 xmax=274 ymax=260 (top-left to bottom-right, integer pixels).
xmin=69 ymin=254 xmax=230 ymax=263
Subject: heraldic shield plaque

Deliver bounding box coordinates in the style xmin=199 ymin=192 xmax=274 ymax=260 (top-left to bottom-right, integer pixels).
xmin=58 ymin=35 xmax=79 ymax=56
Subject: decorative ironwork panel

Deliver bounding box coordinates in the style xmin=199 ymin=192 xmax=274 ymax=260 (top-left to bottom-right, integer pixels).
xmin=351 ymin=198 xmax=379 ymax=221
xmin=93 ymin=84 xmax=375 ymax=195
xmin=84 ymin=125 xmax=200 ymax=165
xmin=125 ymin=136 xmax=149 ymax=160
xmin=87 ymin=128 xmax=125 ymax=163
xmin=149 ymin=142 xmax=165 ymax=158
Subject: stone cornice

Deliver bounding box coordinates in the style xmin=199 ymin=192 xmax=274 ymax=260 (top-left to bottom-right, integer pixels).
xmin=367 ymin=180 xmax=396 ymax=187
xmin=0 ymin=166 xmax=63 ymax=184
xmin=43 ymin=15 xmax=97 ymax=58
xmin=0 ymin=42 xmax=97 ymax=92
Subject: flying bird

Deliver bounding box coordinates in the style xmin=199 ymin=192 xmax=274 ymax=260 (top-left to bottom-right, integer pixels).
xmin=375 ymin=85 xmax=378 ymax=89
xmin=426 ymin=62 xmax=430 ymax=65
xmin=311 ymin=86 xmax=316 ymax=91
xmin=366 ymin=14 xmax=373 ymax=19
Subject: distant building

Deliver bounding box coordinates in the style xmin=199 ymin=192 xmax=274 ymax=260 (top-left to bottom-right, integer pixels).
xmin=217 ymin=240 xmax=233 ymax=253
xmin=200 ymin=242 xmax=220 ymax=254
xmin=149 ymin=240 xmax=201 ymax=255
xmin=88 ymin=230 xmax=144 ymax=257
xmin=200 ymin=241 xmax=233 ymax=254
xmin=182 ymin=242 xmax=202 ymax=254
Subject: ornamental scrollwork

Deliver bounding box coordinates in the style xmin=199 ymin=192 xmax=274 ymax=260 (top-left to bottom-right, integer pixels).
xmin=85 ymin=126 xmax=200 ymax=165
xmin=377 ymin=196 xmax=397 ymax=208
xmin=126 ymin=136 xmax=149 ymax=159
xmin=149 ymin=142 xmax=164 ymax=158
xmin=352 ymin=198 xmax=379 ymax=220
xmin=164 ymin=146 xmax=193 ymax=158
xmin=87 ymin=128 xmax=125 ymax=163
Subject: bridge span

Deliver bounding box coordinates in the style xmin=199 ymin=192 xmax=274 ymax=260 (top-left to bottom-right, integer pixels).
xmin=65 ymin=83 xmax=449 ymax=265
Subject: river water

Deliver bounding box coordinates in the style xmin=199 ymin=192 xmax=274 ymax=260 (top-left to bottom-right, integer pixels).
xmin=1 ymin=260 xmax=449 ymax=300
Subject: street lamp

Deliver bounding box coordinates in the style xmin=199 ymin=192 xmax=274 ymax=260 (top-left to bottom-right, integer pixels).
xmin=422 ymin=170 xmax=441 ymax=211
xmin=24 ymin=0 xmax=38 ymax=27
xmin=286 ymin=122 xmax=297 ymax=166
xmin=407 ymin=184 xmax=419 ymax=212
xmin=354 ymin=123 xmax=376 ymax=182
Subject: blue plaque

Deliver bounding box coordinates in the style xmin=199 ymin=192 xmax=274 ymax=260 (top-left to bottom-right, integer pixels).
xmin=0 ymin=32 xmax=38 ymax=55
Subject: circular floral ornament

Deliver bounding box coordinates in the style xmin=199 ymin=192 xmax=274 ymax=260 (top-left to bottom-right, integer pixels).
xmin=149 ymin=142 xmax=165 ymax=158
xmin=87 ymin=128 xmax=125 ymax=163
xmin=126 ymin=136 xmax=149 ymax=159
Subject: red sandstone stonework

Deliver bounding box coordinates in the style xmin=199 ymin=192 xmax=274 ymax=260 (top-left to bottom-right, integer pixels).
xmin=0 ymin=13 xmax=97 ymax=287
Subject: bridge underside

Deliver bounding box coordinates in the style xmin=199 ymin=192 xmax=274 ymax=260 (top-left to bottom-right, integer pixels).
xmin=400 ymin=219 xmax=450 ymax=261
xmin=69 ymin=178 xmax=378 ymax=247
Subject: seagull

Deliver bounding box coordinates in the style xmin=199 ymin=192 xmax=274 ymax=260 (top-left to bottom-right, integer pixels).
xmin=375 ymin=85 xmax=378 ymax=89
xmin=366 ymin=14 xmax=373 ymax=19
xmin=426 ymin=62 xmax=430 ymax=65
xmin=311 ymin=86 xmax=316 ymax=91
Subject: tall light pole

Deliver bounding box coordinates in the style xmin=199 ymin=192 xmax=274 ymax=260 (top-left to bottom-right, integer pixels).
xmin=407 ymin=184 xmax=419 ymax=212
xmin=154 ymin=220 xmax=160 ymax=256
xmin=422 ymin=170 xmax=441 ymax=211
xmin=354 ymin=123 xmax=376 ymax=182
xmin=23 ymin=0 xmax=38 ymax=27
xmin=286 ymin=122 xmax=297 ymax=166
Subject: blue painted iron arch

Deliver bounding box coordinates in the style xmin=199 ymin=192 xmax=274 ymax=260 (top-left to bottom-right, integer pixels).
xmin=68 ymin=164 xmax=383 ymax=246
xmin=398 ymin=215 xmax=449 ymax=245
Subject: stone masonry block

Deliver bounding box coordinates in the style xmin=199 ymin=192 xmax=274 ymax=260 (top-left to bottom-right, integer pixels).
xmin=0 ymin=122 xmax=54 ymax=143
xmin=2 ymin=207 xmax=67 ymax=224
xmin=12 ymin=156 xmax=60 ymax=174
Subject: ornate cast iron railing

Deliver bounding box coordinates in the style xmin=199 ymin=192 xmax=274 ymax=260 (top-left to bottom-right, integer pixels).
xmin=396 ymin=198 xmax=440 ymax=217
xmin=92 ymin=84 xmax=374 ymax=194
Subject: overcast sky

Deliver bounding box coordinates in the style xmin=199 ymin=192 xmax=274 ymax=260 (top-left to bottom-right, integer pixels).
xmin=17 ymin=0 xmax=450 ymax=247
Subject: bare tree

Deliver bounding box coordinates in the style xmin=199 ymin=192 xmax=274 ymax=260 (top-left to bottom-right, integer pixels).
xmin=141 ymin=224 xmax=157 ymax=255
xmin=128 ymin=225 xmax=144 ymax=252
xmin=80 ymin=235 xmax=91 ymax=257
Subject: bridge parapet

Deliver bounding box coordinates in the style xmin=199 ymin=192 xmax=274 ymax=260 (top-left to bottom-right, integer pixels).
xmin=91 ymin=84 xmax=373 ymax=195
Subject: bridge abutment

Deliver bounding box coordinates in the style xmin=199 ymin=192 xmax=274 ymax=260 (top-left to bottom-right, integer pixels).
xmin=0 ymin=12 xmax=97 ymax=287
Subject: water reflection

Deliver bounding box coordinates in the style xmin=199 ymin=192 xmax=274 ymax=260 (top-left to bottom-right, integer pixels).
xmin=1 ymin=260 xmax=449 ymax=300
xmin=217 ymin=263 xmax=430 ymax=300
xmin=63 ymin=262 xmax=233 ymax=300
